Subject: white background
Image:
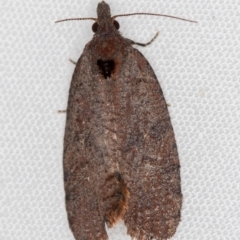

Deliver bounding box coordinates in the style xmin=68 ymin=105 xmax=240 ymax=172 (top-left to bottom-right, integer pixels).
xmin=1 ymin=0 xmax=240 ymax=239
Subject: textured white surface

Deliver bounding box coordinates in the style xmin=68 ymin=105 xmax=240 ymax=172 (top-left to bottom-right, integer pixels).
xmin=1 ymin=0 xmax=240 ymax=239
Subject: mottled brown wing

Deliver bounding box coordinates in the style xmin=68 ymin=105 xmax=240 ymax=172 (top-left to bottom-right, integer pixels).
xmin=118 ymin=48 xmax=182 ymax=240
xmin=63 ymin=53 xmax=109 ymax=240
xmin=63 ymin=41 xmax=181 ymax=240
xmin=63 ymin=45 xmax=131 ymax=240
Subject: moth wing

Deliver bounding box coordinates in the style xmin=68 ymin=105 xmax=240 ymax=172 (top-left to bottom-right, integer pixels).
xmin=63 ymin=43 xmax=182 ymax=240
xmin=63 ymin=54 xmax=109 ymax=240
xmin=120 ymin=49 xmax=182 ymax=240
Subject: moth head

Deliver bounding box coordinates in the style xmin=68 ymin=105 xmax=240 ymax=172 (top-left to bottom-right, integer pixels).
xmin=92 ymin=20 xmax=120 ymax=33
xmin=92 ymin=1 xmax=120 ymax=33
xmin=97 ymin=1 xmax=111 ymax=20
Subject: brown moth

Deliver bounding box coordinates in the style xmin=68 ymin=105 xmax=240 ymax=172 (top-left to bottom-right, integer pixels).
xmin=59 ymin=1 xmax=195 ymax=240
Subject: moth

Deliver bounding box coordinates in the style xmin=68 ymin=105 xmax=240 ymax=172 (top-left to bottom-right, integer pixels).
xmin=57 ymin=1 xmax=196 ymax=239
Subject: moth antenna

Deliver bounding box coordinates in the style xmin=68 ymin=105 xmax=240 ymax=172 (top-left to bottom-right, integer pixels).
xmin=55 ymin=17 xmax=97 ymax=23
xmin=112 ymin=13 xmax=197 ymax=23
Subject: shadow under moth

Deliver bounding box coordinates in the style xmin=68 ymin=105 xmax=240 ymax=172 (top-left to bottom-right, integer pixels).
xmin=57 ymin=1 xmax=196 ymax=239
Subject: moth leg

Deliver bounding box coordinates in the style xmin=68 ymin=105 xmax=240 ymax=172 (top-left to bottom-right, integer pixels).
xmin=69 ymin=59 xmax=77 ymax=65
xmin=58 ymin=110 xmax=66 ymax=113
xmin=129 ymin=32 xmax=159 ymax=47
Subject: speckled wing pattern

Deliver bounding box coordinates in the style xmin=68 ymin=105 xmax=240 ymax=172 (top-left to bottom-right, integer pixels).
xmin=63 ymin=2 xmax=182 ymax=240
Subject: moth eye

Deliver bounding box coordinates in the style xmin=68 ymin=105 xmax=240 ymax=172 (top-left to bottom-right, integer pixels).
xmin=113 ymin=20 xmax=120 ymax=30
xmin=92 ymin=22 xmax=98 ymax=32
